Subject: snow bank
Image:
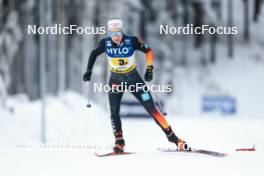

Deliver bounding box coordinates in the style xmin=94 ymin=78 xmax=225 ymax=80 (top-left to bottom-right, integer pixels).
xmin=0 ymin=91 xmax=112 ymax=147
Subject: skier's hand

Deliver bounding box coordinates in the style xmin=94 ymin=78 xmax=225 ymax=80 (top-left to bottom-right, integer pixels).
xmin=83 ymin=70 xmax=92 ymax=81
xmin=144 ymin=65 xmax=153 ymax=82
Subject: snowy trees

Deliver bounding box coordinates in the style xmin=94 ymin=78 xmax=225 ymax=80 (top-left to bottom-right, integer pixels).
xmin=0 ymin=8 xmax=22 ymax=107
xmin=0 ymin=0 xmax=263 ymax=107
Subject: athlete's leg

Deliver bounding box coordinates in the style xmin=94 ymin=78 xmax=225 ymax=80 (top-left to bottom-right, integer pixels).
xmin=128 ymin=70 xmax=189 ymax=150
xmin=109 ymin=91 xmax=123 ymax=133
xmin=108 ymin=73 xmax=125 ymax=152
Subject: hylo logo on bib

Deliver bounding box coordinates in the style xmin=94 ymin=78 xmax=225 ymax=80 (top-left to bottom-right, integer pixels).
xmin=107 ymin=47 xmax=130 ymax=55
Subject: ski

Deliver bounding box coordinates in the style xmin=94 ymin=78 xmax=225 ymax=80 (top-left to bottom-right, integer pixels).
xmin=95 ymin=151 xmax=135 ymax=157
xmin=158 ymin=148 xmax=228 ymax=157
xmin=235 ymin=145 xmax=256 ymax=151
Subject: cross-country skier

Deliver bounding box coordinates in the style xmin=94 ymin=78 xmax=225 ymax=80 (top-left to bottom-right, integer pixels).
xmin=83 ymin=18 xmax=190 ymax=154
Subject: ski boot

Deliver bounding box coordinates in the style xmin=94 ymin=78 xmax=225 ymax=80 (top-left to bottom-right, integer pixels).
xmin=113 ymin=131 xmax=125 ymax=154
xmin=164 ymin=126 xmax=191 ymax=151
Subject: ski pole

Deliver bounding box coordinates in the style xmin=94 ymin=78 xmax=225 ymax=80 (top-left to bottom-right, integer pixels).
xmin=154 ymin=91 xmax=167 ymax=116
xmin=86 ymin=81 xmax=92 ymax=108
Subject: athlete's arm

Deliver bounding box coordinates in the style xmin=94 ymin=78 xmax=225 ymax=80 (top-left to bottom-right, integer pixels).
xmin=132 ymin=37 xmax=153 ymax=67
xmin=86 ymin=39 xmax=105 ymax=71
xmin=132 ymin=36 xmax=153 ymax=82
xmin=83 ymin=39 xmax=105 ymax=81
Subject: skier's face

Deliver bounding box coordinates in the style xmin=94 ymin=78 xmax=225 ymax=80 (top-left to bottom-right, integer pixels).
xmin=109 ymin=27 xmax=123 ymax=44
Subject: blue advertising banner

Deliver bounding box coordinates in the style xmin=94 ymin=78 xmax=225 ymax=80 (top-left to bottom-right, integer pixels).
xmin=202 ymin=95 xmax=237 ymax=115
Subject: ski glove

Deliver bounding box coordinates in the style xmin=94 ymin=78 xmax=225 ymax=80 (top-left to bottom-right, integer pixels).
xmin=83 ymin=70 xmax=92 ymax=81
xmin=144 ymin=65 xmax=153 ymax=82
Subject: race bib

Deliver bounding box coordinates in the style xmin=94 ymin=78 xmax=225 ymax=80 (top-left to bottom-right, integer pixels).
xmin=111 ymin=58 xmax=129 ymax=66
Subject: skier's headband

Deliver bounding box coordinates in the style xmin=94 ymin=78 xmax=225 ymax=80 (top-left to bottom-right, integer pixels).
xmin=107 ymin=19 xmax=123 ymax=31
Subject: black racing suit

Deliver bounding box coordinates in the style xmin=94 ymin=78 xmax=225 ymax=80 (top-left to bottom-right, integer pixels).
xmin=86 ymin=35 xmax=182 ymax=147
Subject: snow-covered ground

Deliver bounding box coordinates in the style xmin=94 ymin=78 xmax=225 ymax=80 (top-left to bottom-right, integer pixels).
xmin=0 ymin=132 xmax=263 ymax=176
xmin=0 ymin=90 xmax=264 ymax=176
xmin=0 ymin=118 xmax=263 ymax=176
